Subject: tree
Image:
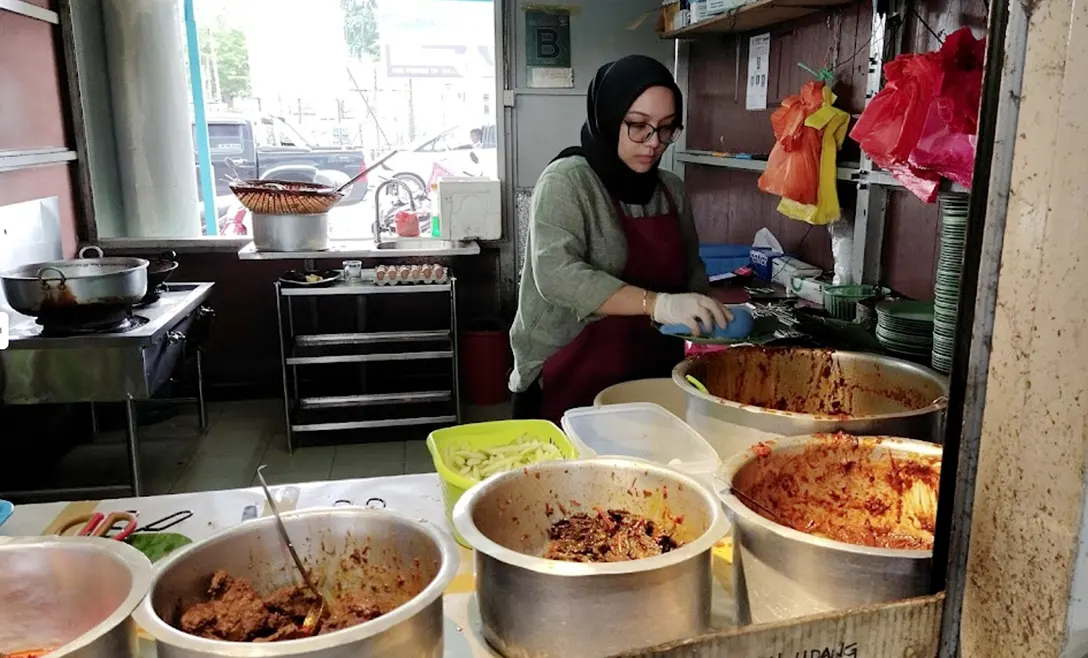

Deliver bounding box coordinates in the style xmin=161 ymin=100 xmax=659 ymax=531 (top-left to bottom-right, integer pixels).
xmin=341 ymin=0 xmax=380 ymax=61
xmin=199 ymin=22 xmax=251 ymax=105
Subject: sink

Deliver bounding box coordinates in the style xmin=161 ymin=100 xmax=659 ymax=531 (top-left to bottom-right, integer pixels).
xmin=375 ymin=239 xmax=469 ymax=251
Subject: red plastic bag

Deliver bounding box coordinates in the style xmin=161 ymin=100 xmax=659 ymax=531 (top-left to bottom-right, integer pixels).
xmin=758 ymin=81 xmax=824 ymax=205
xmin=909 ymin=28 xmax=986 ymax=189
xmin=849 ymin=51 xmax=944 ymax=201
xmin=909 ymin=102 xmax=979 ymax=189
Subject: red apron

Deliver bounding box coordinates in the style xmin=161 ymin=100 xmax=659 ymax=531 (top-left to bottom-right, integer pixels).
xmin=539 ymin=186 xmax=687 ymax=424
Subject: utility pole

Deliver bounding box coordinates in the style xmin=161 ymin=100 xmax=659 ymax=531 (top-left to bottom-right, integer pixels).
xmin=407 ymin=78 xmax=416 ymax=142
xmin=346 ymin=65 xmax=392 ymax=149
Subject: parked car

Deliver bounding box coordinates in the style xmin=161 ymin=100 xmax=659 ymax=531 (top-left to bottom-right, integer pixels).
xmin=194 ymin=114 xmax=369 ymax=206
xmin=371 ymin=123 xmax=497 ymax=198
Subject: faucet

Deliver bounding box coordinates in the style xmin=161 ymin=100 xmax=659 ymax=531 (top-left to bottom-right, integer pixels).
xmin=373 ymin=179 xmax=417 ymax=246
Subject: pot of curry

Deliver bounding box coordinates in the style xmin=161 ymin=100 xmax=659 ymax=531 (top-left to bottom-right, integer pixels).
xmin=132 ymin=507 xmax=459 ymax=657
xmin=673 ymin=347 xmax=949 ymax=461
xmin=718 ymin=432 xmax=941 ymax=624
xmin=0 ymin=536 xmax=153 ymax=658
xmin=452 ymin=457 xmax=729 ymax=658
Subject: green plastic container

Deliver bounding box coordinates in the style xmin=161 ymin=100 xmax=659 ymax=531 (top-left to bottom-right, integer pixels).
xmin=426 ymin=419 xmax=579 ymax=546
xmin=822 ymin=284 xmax=891 ymax=321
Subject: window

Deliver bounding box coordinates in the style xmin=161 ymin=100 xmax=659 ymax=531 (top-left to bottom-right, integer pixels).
xmin=256 ymin=119 xmax=276 ymax=148
xmin=418 ymin=132 xmax=454 ymax=153
xmin=86 ymin=0 xmax=499 ymax=239
xmin=271 ymin=117 xmax=311 ymax=148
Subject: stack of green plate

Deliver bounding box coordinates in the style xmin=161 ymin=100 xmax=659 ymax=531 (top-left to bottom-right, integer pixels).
xmin=876 ymin=300 xmax=934 ymax=360
xmin=932 ymin=193 xmax=969 ymax=373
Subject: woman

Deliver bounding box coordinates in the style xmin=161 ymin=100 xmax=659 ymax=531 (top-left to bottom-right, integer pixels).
xmin=509 ymin=54 xmax=730 ymax=423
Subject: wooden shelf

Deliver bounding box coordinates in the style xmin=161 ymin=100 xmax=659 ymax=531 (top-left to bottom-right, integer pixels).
xmin=662 ymin=0 xmax=857 ymax=37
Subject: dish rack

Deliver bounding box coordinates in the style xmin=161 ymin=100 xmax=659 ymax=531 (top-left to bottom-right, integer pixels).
xmin=274 ymin=274 xmax=461 ymax=452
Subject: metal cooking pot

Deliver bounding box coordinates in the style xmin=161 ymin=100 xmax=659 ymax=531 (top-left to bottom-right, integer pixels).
xmin=252 ymin=212 xmax=330 ymax=252
xmin=0 ymin=245 xmax=148 ymax=316
xmin=133 ymin=507 xmax=459 ymax=657
xmin=0 ymin=536 xmax=153 ymax=657
xmin=673 ymin=347 xmax=948 ymax=460
xmin=453 ymin=458 xmax=729 ymax=658
xmin=717 ymin=434 xmax=940 ymax=624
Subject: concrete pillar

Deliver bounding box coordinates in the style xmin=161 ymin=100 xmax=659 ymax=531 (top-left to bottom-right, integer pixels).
xmin=959 ymin=0 xmax=1088 ymax=653
xmin=102 ymin=0 xmax=200 ymax=237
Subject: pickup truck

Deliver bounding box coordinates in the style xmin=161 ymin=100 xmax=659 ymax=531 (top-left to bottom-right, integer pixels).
xmin=195 ymin=114 xmax=368 ymax=205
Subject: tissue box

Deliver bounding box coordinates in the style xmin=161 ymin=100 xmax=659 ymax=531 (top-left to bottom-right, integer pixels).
xmin=749 ymin=249 xmax=822 ymax=286
xmin=749 ymin=247 xmax=781 ymax=281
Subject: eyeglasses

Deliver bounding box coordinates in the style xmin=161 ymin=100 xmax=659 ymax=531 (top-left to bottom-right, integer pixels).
xmin=624 ymin=121 xmax=683 ymax=145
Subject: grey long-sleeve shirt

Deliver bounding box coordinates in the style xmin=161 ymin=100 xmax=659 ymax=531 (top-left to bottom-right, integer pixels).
xmin=508 ymin=156 xmax=709 ymax=393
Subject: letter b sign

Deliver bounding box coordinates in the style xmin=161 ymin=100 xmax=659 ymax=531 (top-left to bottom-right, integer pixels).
xmin=536 ymin=28 xmax=559 ymax=61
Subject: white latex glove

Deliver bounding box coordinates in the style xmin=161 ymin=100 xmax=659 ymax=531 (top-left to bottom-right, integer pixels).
xmin=652 ymin=293 xmax=732 ymax=337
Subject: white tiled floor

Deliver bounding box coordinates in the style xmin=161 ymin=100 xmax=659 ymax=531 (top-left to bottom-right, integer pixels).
xmin=77 ymin=399 xmax=511 ymax=495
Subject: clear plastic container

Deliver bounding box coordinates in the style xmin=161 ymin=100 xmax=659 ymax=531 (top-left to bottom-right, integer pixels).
xmin=560 ymin=402 xmax=721 ymax=483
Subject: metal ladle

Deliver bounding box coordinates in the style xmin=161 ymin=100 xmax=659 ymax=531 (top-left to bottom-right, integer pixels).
xmin=255 ymin=465 xmax=327 ymax=635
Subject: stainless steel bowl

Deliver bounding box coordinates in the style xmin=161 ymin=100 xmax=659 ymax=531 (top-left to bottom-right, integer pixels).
xmin=133 ymin=507 xmax=459 ymax=657
xmin=673 ymin=347 xmax=949 ymax=460
xmin=453 ymin=458 xmax=729 ymax=658
xmin=0 ymin=536 xmax=153 ymax=658
xmin=718 ymin=434 xmax=941 ymax=624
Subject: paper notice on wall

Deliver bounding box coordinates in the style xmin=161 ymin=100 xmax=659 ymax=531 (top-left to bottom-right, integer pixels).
xmin=529 ymin=67 xmax=574 ymax=88
xmin=746 ymin=33 xmax=770 ymax=111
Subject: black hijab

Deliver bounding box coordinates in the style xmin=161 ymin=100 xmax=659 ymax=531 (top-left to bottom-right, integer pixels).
xmin=553 ymin=55 xmax=683 ymax=205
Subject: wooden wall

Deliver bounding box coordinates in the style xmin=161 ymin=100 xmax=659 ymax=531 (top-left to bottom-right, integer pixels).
xmin=683 ymin=0 xmax=988 ymax=300
xmin=0 ymin=1 xmax=80 ymax=257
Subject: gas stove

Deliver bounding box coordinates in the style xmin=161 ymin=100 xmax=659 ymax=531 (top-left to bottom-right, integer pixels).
xmin=2 ymin=282 xmax=216 ymax=405
xmin=6 ymin=282 xmax=214 ymax=349
xmin=0 ymin=282 xmax=215 ymax=499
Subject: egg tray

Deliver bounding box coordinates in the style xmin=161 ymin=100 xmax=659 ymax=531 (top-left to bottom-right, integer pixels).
xmin=374 ymin=264 xmax=450 ymax=286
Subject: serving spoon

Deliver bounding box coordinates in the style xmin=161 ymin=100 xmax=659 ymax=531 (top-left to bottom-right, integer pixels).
xmin=255 ymin=465 xmax=327 ymax=635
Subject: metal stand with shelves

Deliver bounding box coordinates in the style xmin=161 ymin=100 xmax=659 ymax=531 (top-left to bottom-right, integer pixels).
xmin=274 ymin=278 xmax=461 ymax=453
xmin=670 ymin=0 xmax=971 ymax=287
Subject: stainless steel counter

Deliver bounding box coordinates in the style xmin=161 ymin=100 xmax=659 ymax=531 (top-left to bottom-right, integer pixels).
xmin=236 ymin=239 xmax=481 ymax=260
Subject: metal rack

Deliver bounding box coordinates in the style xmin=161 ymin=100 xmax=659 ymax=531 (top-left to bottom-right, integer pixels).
xmin=670 ymin=0 xmax=970 ymax=286
xmin=274 ymin=278 xmax=461 ymax=453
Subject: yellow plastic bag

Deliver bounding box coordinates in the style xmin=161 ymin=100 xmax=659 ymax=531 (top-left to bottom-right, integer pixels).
xmin=777 ymin=85 xmax=850 ymax=225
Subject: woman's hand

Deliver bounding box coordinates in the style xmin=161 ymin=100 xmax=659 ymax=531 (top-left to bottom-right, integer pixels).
xmin=652 ymin=293 xmax=733 ymax=336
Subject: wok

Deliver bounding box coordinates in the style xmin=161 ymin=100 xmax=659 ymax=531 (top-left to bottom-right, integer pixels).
xmin=0 ymin=246 xmax=148 ymax=318
xmin=147 ymin=250 xmax=178 ymax=291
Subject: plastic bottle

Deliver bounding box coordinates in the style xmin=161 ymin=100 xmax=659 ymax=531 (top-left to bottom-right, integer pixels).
xmin=430 ymin=182 xmax=441 ymax=237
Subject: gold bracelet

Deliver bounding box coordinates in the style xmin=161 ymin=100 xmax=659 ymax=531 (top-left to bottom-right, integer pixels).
xmin=642 ymin=290 xmax=650 ymax=316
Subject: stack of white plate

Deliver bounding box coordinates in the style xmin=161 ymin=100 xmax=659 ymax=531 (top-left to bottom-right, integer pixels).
xmin=876 ymin=300 xmax=934 ymax=361
xmin=932 ymin=193 xmax=969 ymax=373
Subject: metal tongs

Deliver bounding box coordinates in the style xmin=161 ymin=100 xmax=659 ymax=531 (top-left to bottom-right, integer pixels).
xmin=256 ymin=465 xmax=327 ymax=635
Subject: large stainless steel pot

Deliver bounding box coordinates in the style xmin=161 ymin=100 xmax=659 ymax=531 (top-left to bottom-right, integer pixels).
xmin=252 ymin=212 xmax=330 ymax=252
xmin=673 ymin=347 xmax=948 ymax=460
xmin=0 ymin=245 xmax=149 ymax=316
xmin=453 ymin=458 xmax=729 ymax=658
xmin=718 ymin=434 xmax=940 ymax=624
xmin=0 ymin=536 xmax=153 ymax=657
xmin=133 ymin=507 xmax=459 ymax=657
